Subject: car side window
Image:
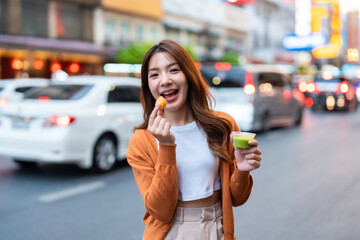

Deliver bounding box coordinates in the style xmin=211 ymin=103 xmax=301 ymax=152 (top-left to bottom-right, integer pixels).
xmin=15 ymin=87 xmax=33 ymax=93
xmin=107 ymin=86 xmax=140 ymax=103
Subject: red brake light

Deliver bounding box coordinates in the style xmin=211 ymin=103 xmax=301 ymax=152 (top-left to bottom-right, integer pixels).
xmin=283 ymin=89 xmax=291 ymax=99
xmin=44 ymin=115 xmax=75 ymax=127
xmin=0 ymin=97 xmax=9 ymax=107
xmin=305 ymin=97 xmax=313 ymax=107
xmin=38 ymin=96 xmax=50 ymax=101
xmin=292 ymin=89 xmax=305 ymax=104
xmin=306 ymin=81 xmax=316 ymax=93
xmin=214 ymin=62 xmax=231 ymax=71
xmin=298 ymin=80 xmax=307 ymax=92
xmin=339 ymin=81 xmax=349 ymax=93
xmin=306 ymin=81 xmax=320 ymax=93
xmin=244 ymin=72 xmax=256 ymax=95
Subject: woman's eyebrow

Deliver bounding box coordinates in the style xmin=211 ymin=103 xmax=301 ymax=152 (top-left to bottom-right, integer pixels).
xmin=149 ymin=62 xmax=178 ymax=72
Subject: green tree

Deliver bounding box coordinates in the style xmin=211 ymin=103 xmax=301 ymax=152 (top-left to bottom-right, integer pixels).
xmin=184 ymin=45 xmax=198 ymax=61
xmin=115 ymin=42 xmax=154 ymax=64
xmin=116 ymin=42 xmax=198 ymax=63
xmin=220 ymin=51 xmax=239 ymax=64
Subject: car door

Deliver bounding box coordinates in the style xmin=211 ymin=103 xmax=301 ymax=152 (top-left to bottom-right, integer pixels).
xmin=106 ymin=85 xmax=143 ymax=153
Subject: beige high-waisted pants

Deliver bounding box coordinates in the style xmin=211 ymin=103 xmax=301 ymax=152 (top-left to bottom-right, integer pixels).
xmin=164 ymin=201 xmax=224 ymax=240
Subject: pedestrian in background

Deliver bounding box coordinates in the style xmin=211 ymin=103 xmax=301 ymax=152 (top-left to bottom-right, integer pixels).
xmin=126 ymin=39 xmax=262 ymax=240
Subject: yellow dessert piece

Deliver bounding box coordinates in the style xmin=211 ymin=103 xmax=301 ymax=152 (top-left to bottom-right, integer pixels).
xmin=155 ymin=96 xmax=167 ymax=109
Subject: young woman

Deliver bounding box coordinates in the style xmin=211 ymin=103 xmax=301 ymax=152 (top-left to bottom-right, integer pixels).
xmin=126 ymin=39 xmax=262 ymax=240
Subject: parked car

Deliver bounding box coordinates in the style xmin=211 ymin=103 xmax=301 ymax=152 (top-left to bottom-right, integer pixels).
xmin=0 ymin=75 xmax=142 ymax=172
xmin=199 ymin=63 xmax=304 ymax=132
xmin=341 ymin=64 xmax=360 ymax=103
xmin=0 ymin=78 xmax=49 ymax=114
xmin=309 ymin=71 xmax=358 ymax=111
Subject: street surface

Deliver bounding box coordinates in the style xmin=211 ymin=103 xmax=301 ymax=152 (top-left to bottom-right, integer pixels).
xmin=1 ymin=109 xmax=360 ymax=240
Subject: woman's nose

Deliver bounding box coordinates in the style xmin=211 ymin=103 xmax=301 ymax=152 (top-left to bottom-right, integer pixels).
xmin=160 ymin=73 xmax=172 ymax=85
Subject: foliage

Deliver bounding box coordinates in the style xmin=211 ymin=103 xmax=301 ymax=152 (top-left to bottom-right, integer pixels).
xmin=220 ymin=51 xmax=239 ymax=64
xmin=184 ymin=45 xmax=198 ymax=61
xmin=115 ymin=42 xmax=154 ymax=64
xmin=115 ymin=42 xmax=198 ymax=64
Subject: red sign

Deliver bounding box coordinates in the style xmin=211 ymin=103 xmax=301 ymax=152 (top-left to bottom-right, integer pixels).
xmin=226 ymin=0 xmax=253 ymax=5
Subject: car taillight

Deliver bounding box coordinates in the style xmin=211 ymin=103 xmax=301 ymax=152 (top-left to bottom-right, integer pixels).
xmin=43 ymin=115 xmax=75 ymax=127
xmin=292 ymin=88 xmax=305 ymax=104
xmin=0 ymin=97 xmax=8 ymax=107
xmin=244 ymin=72 xmax=256 ymax=95
xmin=306 ymin=81 xmax=320 ymax=93
xmin=214 ymin=62 xmax=231 ymax=71
xmin=38 ymin=96 xmax=50 ymax=101
xmin=298 ymin=80 xmax=307 ymax=92
xmin=283 ymin=89 xmax=291 ymax=99
xmin=305 ymin=97 xmax=313 ymax=107
xmin=339 ymin=81 xmax=349 ymax=93
xmin=334 ymin=81 xmax=349 ymax=94
xmin=346 ymin=89 xmax=355 ymax=100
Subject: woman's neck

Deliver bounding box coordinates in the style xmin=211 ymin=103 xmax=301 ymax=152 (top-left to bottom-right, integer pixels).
xmin=164 ymin=105 xmax=195 ymax=126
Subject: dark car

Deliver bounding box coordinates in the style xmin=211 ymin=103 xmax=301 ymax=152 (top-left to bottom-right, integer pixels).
xmin=198 ymin=63 xmax=304 ymax=132
xmin=310 ymin=71 xmax=358 ymax=111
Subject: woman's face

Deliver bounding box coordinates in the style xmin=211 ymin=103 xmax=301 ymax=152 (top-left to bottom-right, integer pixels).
xmin=148 ymin=52 xmax=189 ymax=112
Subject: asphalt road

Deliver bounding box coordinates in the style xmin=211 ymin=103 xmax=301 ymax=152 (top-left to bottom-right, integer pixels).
xmin=1 ymin=108 xmax=360 ymax=240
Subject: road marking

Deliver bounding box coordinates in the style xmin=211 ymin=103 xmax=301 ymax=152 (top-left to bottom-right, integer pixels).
xmin=38 ymin=181 xmax=106 ymax=203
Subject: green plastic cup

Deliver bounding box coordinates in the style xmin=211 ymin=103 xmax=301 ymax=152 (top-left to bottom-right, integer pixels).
xmin=232 ymin=131 xmax=256 ymax=148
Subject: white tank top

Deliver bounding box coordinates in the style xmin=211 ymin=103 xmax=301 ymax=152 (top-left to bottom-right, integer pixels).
xmin=165 ymin=121 xmax=221 ymax=201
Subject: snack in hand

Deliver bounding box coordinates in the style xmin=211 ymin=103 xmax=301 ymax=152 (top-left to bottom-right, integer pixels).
xmin=155 ymin=96 xmax=167 ymax=109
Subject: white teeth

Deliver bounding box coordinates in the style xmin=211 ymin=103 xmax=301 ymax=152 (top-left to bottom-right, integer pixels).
xmin=163 ymin=90 xmax=176 ymax=96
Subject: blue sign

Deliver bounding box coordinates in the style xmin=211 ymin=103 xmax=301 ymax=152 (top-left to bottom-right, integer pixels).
xmin=282 ymin=33 xmax=327 ymax=51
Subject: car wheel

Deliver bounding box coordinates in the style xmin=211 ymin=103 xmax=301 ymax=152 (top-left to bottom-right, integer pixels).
xmin=261 ymin=112 xmax=271 ymax=132
xmin=92 ymin=134 xmax=117 ymax=172
xmin=14 ymin=160 xmax=38 ymax=168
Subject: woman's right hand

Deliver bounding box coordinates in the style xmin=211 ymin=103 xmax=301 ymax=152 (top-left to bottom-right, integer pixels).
xmin=147 ymin=104 xmax=175 ymax=145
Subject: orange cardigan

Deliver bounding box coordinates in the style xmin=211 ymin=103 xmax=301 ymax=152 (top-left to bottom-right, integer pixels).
xmin=126 ymin=111 xmax=253 ymax=240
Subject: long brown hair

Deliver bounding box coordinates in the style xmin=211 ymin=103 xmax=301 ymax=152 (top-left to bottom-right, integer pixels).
xmin=136 ymin=39 xmax=232 ymax=163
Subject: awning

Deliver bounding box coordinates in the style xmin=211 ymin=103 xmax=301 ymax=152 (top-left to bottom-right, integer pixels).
xmin=0 ymin=34 xmax=115 ymax=57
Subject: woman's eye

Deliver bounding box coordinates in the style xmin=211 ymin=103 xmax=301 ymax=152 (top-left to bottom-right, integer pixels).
xmin=149 ymin=73 xmax=158 ymax=78
xmin=170 ymin=68 xmax=179 ymax=73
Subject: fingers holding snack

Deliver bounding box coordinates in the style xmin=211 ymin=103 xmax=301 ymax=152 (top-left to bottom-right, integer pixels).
xmin=155 ymin=96 xmax=167 ymax=110
xmin=148 ymin=97 xmax=174 ymax=145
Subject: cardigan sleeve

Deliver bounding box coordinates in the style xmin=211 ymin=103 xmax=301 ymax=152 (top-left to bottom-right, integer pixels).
xmin=126 ymin=131 xmax=179 ymax=223
xmin=221 ymin=112 xmax=254 ymax=206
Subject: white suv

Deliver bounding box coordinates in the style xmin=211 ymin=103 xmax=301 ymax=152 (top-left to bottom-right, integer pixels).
xmin=0 ymin=75 xmax=143 ymax=172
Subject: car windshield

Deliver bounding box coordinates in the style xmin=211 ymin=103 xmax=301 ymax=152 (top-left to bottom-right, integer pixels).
xmin=25 ymin=84 xmax=93 ymax=100
xmin=200 ymin=66 xmax=246 ymax=88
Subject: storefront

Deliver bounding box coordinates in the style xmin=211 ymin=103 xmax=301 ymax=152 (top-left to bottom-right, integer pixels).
xmin=0 ymin=34 xmax=113 ymax=79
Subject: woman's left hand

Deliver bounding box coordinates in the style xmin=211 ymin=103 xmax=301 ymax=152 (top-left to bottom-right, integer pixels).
xmin=231 ymin=137 xmax=262 ymax=172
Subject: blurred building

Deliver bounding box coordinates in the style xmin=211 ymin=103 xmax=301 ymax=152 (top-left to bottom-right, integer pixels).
xmin=0 ymin=0 xmax=296 ymax=79
xmin=0 ymin=0 xmax=112 ymax=79
xmin=244 ymin=0 xmax=295 ymax=63
xmin=162 ymin=0 xmax=251 ymax=61
xmin=96 ymin=0 xmax=163 ymax=48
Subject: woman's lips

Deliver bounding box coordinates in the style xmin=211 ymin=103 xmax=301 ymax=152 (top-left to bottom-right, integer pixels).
xmin=162 ymin=89 xmax=179 ymax=102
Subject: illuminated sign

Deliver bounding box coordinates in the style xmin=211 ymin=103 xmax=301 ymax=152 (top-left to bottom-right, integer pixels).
xmin=282 ymin=33 xmax=327 ymax=51
xmin=312 ymin=45 xmax=340 ymax=59
xmin=226 ymin=0 xmax=253 ymax=4
xmin=311 ymin=0 xmax=342 ymax=58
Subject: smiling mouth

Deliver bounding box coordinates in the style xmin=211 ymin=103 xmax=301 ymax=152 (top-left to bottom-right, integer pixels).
xmin=162 ymin=90 xmax=179 ymax=100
